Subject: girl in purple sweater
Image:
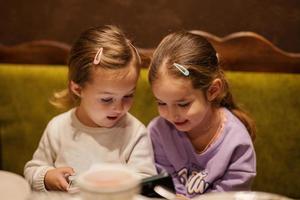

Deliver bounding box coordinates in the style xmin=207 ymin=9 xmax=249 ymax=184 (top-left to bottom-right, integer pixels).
xmin=147 ymin=31 xmax=256 ymax=198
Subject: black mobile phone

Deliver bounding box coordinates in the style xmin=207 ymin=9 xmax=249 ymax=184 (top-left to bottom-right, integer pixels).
xmin=141 ymin=173 xmax=175 ymax=198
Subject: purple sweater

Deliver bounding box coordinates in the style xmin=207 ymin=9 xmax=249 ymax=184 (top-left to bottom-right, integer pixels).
xmin=148 ymin=108 xmax=256 ymax=198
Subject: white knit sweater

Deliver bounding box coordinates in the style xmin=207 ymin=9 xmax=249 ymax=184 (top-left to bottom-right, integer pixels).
xmin=24 ymin=108 xmax=157 ymax=191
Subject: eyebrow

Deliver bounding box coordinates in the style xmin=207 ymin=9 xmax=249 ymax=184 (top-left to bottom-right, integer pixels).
xmin=155 ymin=97 xmax=189 ymax=102
xmin=98 ymin=87 xmax=136 ymax=95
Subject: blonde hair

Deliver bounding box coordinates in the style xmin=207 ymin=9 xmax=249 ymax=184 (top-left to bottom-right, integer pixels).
xmin=149 ymin=31 xmax=256 ymax=140
xmin=50 ymin=25 xmax=141 ymax=109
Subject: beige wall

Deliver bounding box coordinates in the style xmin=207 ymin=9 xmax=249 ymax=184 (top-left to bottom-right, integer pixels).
xmin=1 ymin=0 xmax=300 ymax=52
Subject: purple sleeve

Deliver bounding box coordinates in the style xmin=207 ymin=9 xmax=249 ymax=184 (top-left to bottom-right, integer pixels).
xmin=148 ymin=122 xmax=187 ymax=195
xmin=208 ymin=144 xmax=256 ymax=192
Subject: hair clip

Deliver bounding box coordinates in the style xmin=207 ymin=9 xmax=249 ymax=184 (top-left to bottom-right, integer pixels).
xmin=173 ymin=63 xmax=190 ymax=76
xmin=216 ymin=53 xmax=219 ymax=63
xmin=129 ymin=43 xmax=141 ymax=64
xmin=93 ymin=47 xmax=103 ymax=65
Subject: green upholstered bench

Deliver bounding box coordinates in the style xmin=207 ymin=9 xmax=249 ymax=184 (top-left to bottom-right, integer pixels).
xmin=0 ymin=64 xmax=299 ymax=198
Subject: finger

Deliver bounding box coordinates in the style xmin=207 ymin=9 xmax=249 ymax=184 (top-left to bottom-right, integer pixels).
xmin=57 ymin=176 xmax=70 ymax=191
xmin=176 ymin=194 xmax=190 ymax=200
xmin=58 ymin=167 xmax=75 ymax=176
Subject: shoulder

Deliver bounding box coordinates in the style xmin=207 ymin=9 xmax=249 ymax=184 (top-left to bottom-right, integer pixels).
xmin=222 ymin=109 xmax=256 ymax=166
xmin=148 ymin=116 xmax=172 ymax=130
xmin=147 ymin=116 xmax=179 ymax=140
xmin=45 ymin=108 xmax=73 ymax=134
xmin=48 ymin=109 xmax=72 ymax=126
xmin=213 ymin=109 xmax=256 ymax=161
xmin=222 ymin=108 xmax=253 ymax=145
xmin=211 ymin=108 xmax=255 ymax=156
xmin=211 ymin=109 xmax=256 ymax=166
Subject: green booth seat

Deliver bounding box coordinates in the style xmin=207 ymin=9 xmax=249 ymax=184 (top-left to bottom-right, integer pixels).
xmin=0 ymin=64 xmax=299 ymax=198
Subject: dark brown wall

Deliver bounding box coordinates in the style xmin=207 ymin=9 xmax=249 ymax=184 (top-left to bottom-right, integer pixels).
xmin=1 ymin=0 xmax=300 ymax=51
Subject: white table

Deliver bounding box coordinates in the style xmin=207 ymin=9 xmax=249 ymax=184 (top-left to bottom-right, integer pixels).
xmin=0 ymin=170 xmax=31 ymax=200
xmin=27 ymin=192 xmax=163 ymax=200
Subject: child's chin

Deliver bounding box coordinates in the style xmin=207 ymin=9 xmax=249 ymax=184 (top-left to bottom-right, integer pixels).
xmin=99 ymin=122 xmax=115 ymax=128
xmin=104 ymin=119 xmax=121 ymax=128
xmin=105 ymin=123 xmax=117 ymax=128
xmin=174 ymin=124 xmax=190 ymax=132
xmin=176 ymin=127 xmax=189 ymax=132
xmin=93 ymin=121 xmax=117 ymax=128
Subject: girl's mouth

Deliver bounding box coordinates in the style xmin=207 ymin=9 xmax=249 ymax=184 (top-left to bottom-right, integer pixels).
xmin=107 ymin=116 xmax=118 ymax=120
xmin=174 ymin=120 xmax=188 ymax=126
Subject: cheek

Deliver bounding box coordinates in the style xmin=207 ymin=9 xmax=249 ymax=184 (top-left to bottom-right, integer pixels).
xmin=89 ymin=99 xmax=105 ymax=110
xmin=186 ymin=103 xmax=209 ymax=119
xmin=123 ymin=99 xmax=134 ymax=110
xmin=158 ymin=107 xmax=168 ymax=118
xmin=84 ymin=98 xmax=110 ymax=114
xmin=80 ymin=91 xmax=97 ymax=106
xmin=80 ymin=98 xmax=94 ymax=111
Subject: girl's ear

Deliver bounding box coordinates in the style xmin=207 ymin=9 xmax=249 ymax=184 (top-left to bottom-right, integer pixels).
xmin=70 ymin=81 xmax=82 ymax=97
xmin=207 ymin=78 xmax=222 ymax=102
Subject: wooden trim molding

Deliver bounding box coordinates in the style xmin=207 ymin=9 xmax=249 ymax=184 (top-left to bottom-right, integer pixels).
xmin=0 ymin=40 xmax=71 ymax=65
xmin=190 ymin=31 xmax=300 ymax=73
xmin=139 ymin=31 xmax=300 ymax=73
xmin=1 ymin=31 xmax=300 ymax=73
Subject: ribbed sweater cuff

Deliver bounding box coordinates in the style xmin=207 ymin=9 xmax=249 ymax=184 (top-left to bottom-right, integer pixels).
xmin=33 ymin=166 xmax=53 ymax=192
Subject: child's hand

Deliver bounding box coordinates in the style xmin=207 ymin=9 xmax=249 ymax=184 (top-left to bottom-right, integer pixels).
xmin=44 ymin=167 xmax=75 ymax=191
xmin=176 ymin=194 xmax=190 ymax=200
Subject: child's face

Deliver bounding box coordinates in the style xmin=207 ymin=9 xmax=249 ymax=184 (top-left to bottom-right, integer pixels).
xmin=152 ymin=75 xmax=212 ymax=133
xmin=75 ymin=67 xmax=138 ymax=128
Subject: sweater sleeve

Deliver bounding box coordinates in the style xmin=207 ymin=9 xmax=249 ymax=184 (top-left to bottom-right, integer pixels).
xmin=208 ymin=143 xmax=256 ymax=192
xmin=126 ymin=124 xmax=157 ymax=178
xmin=23 ymin=122 xmax=58 ymax=191
xmin=148 ymin=122 xmax=187 ymax=195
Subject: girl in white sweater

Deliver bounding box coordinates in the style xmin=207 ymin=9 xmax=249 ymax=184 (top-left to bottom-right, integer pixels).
xmin=24 ymin=25 xmax=157 ymax=192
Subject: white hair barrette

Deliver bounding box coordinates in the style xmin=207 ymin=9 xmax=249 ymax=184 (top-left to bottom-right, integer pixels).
xmin=173 ymin=63 xmax=190 ymax=76
xmin=93 ymin=47 xmax=103 ymax=65
xmin=129 ymin=43 xmax=141 ymax=64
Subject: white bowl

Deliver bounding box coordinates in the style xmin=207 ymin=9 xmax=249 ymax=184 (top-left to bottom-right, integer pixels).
xmin=77 ymin=164 xmax=141 ymax=200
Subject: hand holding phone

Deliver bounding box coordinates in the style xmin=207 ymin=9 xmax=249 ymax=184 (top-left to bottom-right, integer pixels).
xmin=141 ymin=173 xmax=175 ymax=198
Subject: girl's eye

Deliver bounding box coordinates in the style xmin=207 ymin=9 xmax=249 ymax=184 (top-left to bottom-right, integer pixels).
xmin=157 ymin=101 xmax=166 ymax=106
xmin=178 ymin=102 xmax=190 ymax=107
xmin=124 ymin=93 xmax=134 ymax=99
xmin=100 ymin=98 xmax=113 ymax=103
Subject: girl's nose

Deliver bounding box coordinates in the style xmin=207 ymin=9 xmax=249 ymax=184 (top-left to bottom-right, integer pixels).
xmin=173 ymin=115 xmax=180 ymax=121
xmin=112 ymin=101 xmax=124 ymax=113
xmin=169 ymin=107 xmax=180 ymax=121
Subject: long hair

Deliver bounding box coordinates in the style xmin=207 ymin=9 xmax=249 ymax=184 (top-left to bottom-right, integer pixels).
xmin=50 ymin=25 xmax=141 ymax=109
xmin=149 ymin=31 xmax=256 ymax=140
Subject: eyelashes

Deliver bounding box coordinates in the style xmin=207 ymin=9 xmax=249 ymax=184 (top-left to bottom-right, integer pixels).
xmin=124 ymin=93 xmax=134 ymax=98
xmin=99 ymin=93 xmax=134 ymax=104
xmin=157 ymin=101 xmax=191 ymax=108
xmin=100 ymin=98 xmax=113 ymax=103
xmin=178 ymin=102 xmax=190 ymax=107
